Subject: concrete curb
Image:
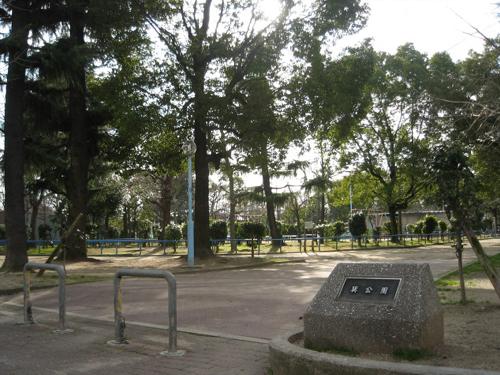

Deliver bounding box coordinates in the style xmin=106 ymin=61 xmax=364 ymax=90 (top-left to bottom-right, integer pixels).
xmin=269 ymin=331 xmax=500 ymax=375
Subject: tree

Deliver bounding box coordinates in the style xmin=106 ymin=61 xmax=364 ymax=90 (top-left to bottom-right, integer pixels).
xmin=1 ymin=0 xmax=30 ymax=271
xmin=349 ymin=213 xmax=367 ymax=246
xmin=431 ymin=145 xmax=500 ymax=299
xmin=427 ymin=41 xmax=500 ymax=300
xmin=341 ymin=45 xmax=431 ymax=242
xmin=148 ymin=0 xmax=369 ymax=258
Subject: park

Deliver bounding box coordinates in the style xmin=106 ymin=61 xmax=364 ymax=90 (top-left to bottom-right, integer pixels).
xmin=0 ymin=0 xmax=499 ymax=374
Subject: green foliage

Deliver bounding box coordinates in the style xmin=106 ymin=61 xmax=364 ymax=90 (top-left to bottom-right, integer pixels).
xmin=38 ymin=224 xmax=52 ymax=241
xmin=414 ymin=220 xmax=424 ymax=234
xmin=348 ymin=213 xmax=367 ymax=237
xmin=332 ymin=221 xmax=346 ymax=237
xmin=438 ymin=220 xmax=447 ymax=233
xmin=423 ymin=215 xmax=439 ymax=235
xmin=372 ymin=226 xmax=382 ymax=240
xmin=382 ymin=222 xmax=392 ymax=234
xmin=209 ymin=221 xmax=228 ymax=240
xmin=165 ymin=225 xmax=182 ymax=241
xmin=281 ymin=223 xmax=299 ymax=236
xmin=406 ymin=224 xmax=416 ymax=234
xmin=237 ymin=222 xmax=266 ymax=240
xmin=0 ymin=224 xmax=6 ymax=240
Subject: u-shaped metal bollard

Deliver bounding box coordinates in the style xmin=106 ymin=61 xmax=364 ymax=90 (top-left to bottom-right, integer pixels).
xmin=108 ymin=268 xmax=185 ymax=357
xmin=23 ymin=262 xmax=72 ymax=334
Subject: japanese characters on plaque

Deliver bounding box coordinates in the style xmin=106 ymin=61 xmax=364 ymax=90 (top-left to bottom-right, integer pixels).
xmin=338 ymin=277 xmax=401 ymax=303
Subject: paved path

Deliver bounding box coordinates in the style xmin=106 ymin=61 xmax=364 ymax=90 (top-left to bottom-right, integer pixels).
xmin=0 ymin=307 xmax=269 ymax=375
xmin=1 ymin=240 xmax=499 ymax=374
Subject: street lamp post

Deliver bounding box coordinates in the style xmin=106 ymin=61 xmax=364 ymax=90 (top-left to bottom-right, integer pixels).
xmin=182 ymin=138 xmax=196 ymax=267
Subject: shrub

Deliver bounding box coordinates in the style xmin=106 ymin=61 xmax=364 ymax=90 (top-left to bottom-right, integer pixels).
xmin=238 ymin=222 xmax=266 ymax=239
xmin=349 ymin=213 xmax=367 ymax=246
xmin=438 ymin=220 xmax=447 ymax=233
xmin=332 ymin=221 xmax=345 ymax=238
xmin=0 ymin=224 xmax=5 ymax=240
xmin=282 ymin=223 xmax=299 ymax=236
xmin=209 ymin=220 xmax=227 ymax=240
xmin=423 ymin=215 xmax=438 ymax=235
xmin=38 ymin=223 xmax=52 ymax=241
xmin=165 ymin=225 xmax=182 ymax=241
xmin=382 ymin=222 xmax=392 ymax=234
xmin=414 ymin=220 xmax=424 ymax=234
xmin=372 ymin=226 xmax=382 ymax=242
xmin=406 ymin=224 xmax=416 ymax=234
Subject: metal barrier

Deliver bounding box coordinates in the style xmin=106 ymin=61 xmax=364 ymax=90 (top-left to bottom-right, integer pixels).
xmin=109 ymin=268 xmax=184 ymax=356
xmin=23 ymin=262 xmax=71 ymax=333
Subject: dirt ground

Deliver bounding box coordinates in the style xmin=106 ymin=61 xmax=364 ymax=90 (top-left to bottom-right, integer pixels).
xmin=363 ymin=273 xmax=500 ymax=371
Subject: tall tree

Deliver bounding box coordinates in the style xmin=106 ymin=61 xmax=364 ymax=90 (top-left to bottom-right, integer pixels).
xmin=148 ymin=0 xmax=368 ymax=257
xmin=341 ymin=44 xmax=430 ymax=241
xmin=1 ymin=0 xmax=30 ymax=270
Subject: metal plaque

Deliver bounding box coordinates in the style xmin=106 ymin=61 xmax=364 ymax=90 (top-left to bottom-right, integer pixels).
xmin=337 ymin=277 xmax=401 ymax=303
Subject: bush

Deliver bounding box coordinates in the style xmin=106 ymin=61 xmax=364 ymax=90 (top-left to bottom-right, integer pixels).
xmin=38 ymin=224 xmax=52 ymax=241
xmin=481 ymin=218 xmax=493 ymax=231
xmin=406 ymin=224 xmax=416 ymax=234
xmin=165 ymin=225 xmax=182 ymax=241
xmin=414 ymin=220 xmax=424 ymax=234
xmin=372 ymin=226 xmax=382 ymax=241
xmin=382 ymin=222 xmax=392 ymax=234
xmin=332 ymin=221 xmax=345 ymax=238
xmin=438 ymin=220 xmax=447 ymax=233
xmin=349 ymin=213 xmax=367 ymax=246
xmin=210 ymin=220 xmax=228 ymax=240
xmin=282 ymin=223 xmax=299 ymax=236
xmin=238 ymin=222 xmax=266 ymax=239
xmin=423 ymin=215 xmax=438 ymax=235
xmin=0 ymin=224 xmax=5 ymax=240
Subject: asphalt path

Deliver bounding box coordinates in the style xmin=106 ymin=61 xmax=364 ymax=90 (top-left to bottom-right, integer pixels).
xmin=5 ymin=240 xmax=500 ymax=340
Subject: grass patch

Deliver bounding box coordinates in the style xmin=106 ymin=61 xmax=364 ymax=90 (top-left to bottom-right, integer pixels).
xmin=449 ymin=253 xmax=500 ymax=277
xmin=393 ymin=348 xmax=432 ymax=361
xmin=436 ymin=253 xmax=500 ymax=289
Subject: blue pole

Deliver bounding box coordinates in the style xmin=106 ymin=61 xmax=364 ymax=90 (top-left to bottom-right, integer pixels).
xmin=187 ymin=156 xmax=195 ymax=267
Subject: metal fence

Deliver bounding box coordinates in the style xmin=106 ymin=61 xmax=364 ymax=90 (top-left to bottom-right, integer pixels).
xmin=1 ymin=231 xmax=497 ymax=257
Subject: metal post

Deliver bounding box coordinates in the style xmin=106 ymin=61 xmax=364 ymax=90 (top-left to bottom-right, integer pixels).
xmin=108 ymin=269 xmax=184 ymax=356
xmin=23 ymin=262 xmax=71 ymax=334
xmin=187 ymin=156 xmax=195 ymax=267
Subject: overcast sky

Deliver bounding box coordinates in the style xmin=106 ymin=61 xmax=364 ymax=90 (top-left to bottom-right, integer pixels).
xmin=335 ymin=0 xmax=499 ymax=61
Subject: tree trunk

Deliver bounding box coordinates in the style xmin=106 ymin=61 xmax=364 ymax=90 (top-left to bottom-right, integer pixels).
xmin=193 ymin=125 xmax=212 ymax=258
xmin=65 ymin=7 xmax=89 ymax=260
xmin=29 ymin=191 xmax=44 ymax=241
xmin=388 ymin=207 xmax=399 ymax=243
xmin=454 ymin=232 xmax=467 ymax=304
xmin=463 ymin=226 xmax=500 ymax=300
xmin=226 ymin=159 xmax=237 ymax=253
xmin=261 ymin=154 xmax=280 ymax=249
xmin=159 ymin=174 xmax=173 ymax=240
xmin=192 ymin=57 xmax=213 ymax=258
xmin=122 ymin=207 xmax=130 ymax=237
xmin=2 ymin=1 xmax=30 ymax=271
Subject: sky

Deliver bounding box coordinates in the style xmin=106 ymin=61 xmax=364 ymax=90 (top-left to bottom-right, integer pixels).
xmin=241 ymin=0 xmax=500 ymax=190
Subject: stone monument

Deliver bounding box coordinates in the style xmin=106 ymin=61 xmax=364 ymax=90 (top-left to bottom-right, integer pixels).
xmin=303 ymin=263 xmax=443 ymax=354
